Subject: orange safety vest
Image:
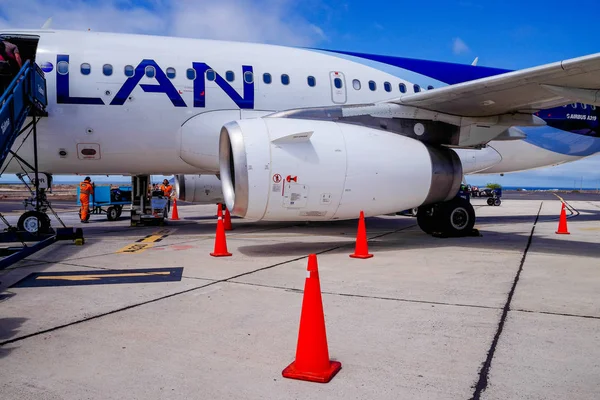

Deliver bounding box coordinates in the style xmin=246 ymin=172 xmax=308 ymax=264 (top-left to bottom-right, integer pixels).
xmin=160 ymin=184 xmax=173 ymax=197
xmin=80 ymin=181 xmax=93 ymax=196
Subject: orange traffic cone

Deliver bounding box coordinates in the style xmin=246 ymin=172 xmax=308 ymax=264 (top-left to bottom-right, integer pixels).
xmin=282 ymin=254 xmax=341 ymax=383
xmin=350 ymin=211 xmax=373 ymax=259
xmin=556 ymin=202 xmax=570 ymax=235
xmin=224 ymin=208 xmax=233 ymax=231
xmin=171 ymin=198 xmax=180 ymax=220
xmin=210 ymin=207 xmax=232 ymax=257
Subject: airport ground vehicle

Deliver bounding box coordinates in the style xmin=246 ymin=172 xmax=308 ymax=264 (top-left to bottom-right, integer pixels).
xmin=76 ymin=185 xmax=132 ymax=221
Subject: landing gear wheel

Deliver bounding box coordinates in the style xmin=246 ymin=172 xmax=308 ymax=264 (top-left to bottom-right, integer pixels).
xmin=494 ymin=198 xmax=501 ymax=206
xmin=438 ymin=198 xmax=476 ymax=237
xmin=417 ymin=205 xmax=439 ymax=234
xmin=107 ymin=206 xmax=119 ymax=221
xmin=17 ymin=211 xmax=51 ymax=234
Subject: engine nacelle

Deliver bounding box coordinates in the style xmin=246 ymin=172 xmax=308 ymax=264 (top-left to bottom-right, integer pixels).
xmin=219 ymin=118 xmax=462 ymax=221
xmin=174 ymin=174 xmax=224 ymax=204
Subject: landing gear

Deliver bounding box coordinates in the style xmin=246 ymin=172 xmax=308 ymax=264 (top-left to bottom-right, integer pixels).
xmin=417 ymin=197 xmax=476 ymax=237
xmin=487 ymin=197 xmax=501 ymax=206
xmin=17 ymin=210 xmax=51 ymax=234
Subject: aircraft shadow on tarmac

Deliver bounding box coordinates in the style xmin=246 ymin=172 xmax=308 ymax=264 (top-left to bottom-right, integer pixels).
xmin=235 ymin=211 xmax=600 ymax=259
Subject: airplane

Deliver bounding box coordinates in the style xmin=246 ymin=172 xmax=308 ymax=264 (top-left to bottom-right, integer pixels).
xmin=0 ymin=29 xmax=599 ymax=237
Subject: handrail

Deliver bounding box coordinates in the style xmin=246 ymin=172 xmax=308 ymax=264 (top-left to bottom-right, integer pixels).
xmin=0 ymin=60 xmax=48 ymax=170
xmin=0 ymin=59 xmax=31 ymax=105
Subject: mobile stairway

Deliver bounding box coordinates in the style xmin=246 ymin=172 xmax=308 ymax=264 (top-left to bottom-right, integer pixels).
xmin=0 ymin=61 xmax=83 ymax=270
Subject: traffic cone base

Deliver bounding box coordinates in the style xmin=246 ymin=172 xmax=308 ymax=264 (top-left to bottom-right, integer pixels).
xmin=350 ymin=210 xmax=373 ymax=258
xmin=350 ymin=253 xmax=373 ymax=259
xmin=282 ymin=360 xmax=341 ymax=383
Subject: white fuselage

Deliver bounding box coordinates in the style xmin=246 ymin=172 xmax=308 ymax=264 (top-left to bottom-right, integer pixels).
xmin=0 ymin=29 xmax=589 ymax=177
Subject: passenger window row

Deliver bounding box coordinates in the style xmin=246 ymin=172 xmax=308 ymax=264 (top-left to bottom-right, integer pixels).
xmin=59 ymin=61 xmax=433 ymax=94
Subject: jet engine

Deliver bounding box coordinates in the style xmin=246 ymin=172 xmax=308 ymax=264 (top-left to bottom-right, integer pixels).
xmin=174 ymin=174 xmax=224 ymax=203
xmin=219 ymin=118 xmax=462 ymax=221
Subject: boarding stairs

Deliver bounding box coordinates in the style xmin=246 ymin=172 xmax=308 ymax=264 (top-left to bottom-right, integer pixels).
xmin=0 ymin=62 xmax=83 ymax=271
xmin=0 ymin=60 xmax=47 ymax=169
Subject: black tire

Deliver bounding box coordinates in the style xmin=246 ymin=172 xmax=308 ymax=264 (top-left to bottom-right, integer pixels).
xmin=115 ymin=205 xmax=123 ymax=218
xmin=438 ymin=198 xmax=476 ymax=237
xmin=106 ymin=206 xmax=118 ymax=221
xmin=487 ymin=198 xmax=494 ymax=206
xmin=417 ymin=205 xmax=439 ymax=234
xmin=17 ymin=211 xmax=51 ymax=234
xmin=494 ymin=198 xmax=501 ymax=206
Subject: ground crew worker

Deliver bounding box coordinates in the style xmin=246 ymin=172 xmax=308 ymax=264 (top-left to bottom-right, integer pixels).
xmin=160 ymin=179 xmax=173 ymax=213
xmin=79 ymin=176 xmax=94 ymax=223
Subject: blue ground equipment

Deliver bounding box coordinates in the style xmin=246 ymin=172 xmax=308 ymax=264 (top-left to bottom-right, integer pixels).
xmin=76 ymin=185 xmax=132 ymax=221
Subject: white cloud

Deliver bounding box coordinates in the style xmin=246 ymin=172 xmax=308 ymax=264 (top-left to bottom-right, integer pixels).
xmin=0 ymin=0 xmax=327 ymax=46
xmin=452 ymin=37 xmax=470 ymax=55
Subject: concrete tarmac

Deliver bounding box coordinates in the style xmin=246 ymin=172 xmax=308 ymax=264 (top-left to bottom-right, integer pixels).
xmin=0 ymin=196 xmax=599 ymax=400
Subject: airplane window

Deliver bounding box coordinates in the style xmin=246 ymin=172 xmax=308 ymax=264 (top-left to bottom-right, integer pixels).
xmin=572 ymin=103 xmax=577 ymax=108
xmin=145 ymin=66 xmax=155 ymax=78
xmin=582 ymin=104 xmax=587 ymax=109
xmin=102 ymin=64 xmax=113 ymax=76
xmin=186 ymin=68 xmax=196 ymax=80
xmin=334 ymin=78 xmax=343 ymax=89
xmin=124 ymin=65 xmax=134 ymax=77
xmin=593 ymin=105 xmax=597 ymax=110
xmin=281 ymin=74 xmax=290 ymax=85
xmin=206 ymin=69 xmax=215 ymax=81
xmin=368 ymin=80 xmax=376 ymax=91
xmin=80 ymin=63 xmax=91 ymax=75
xmin=307 ymin=76 xmax=316 ymax=87
xmin=263 ymin=73 xmax=272 ymax=84
xmin=57 ymin=61 xmax=69 ymax=75
xmin=352 ymin=79 xmax=361 ymax=90
xmin=427 ymin=85 xmax=434 ymax=90
xmin=414 ymin=84 xmax=421 ymax=93
xmin=399 ymin=83 xmax=406 ymax=93
xmin=384 ymin=82 xmax=391 ymax=92
xmin=244 ymin=71 xmax=254 ymax=84
xmin=226 ymin=71 xmax=235 ymax=82
xmin=166 ymin=67 xmax=176 ymax=79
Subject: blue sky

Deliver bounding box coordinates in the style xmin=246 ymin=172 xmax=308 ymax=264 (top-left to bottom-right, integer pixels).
xmin=1 ymin=0 xmax=600 ymax=188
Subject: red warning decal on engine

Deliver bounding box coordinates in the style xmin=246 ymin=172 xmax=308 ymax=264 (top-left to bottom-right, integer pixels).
xmin=273 ymin=174 xmax=282 ymax=183
xmin=286 ymin=175 xmax=297 ymax=183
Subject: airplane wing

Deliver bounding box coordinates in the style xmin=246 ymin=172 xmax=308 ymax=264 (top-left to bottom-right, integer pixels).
xmin=391 ymin=53 xmax=600 ymax=117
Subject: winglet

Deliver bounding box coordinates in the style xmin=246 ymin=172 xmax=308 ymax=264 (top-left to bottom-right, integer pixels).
xmin=272 ymin=131 xmax=313 ymax=144
xmin=471 ymin=57 xmax=479 ymax=66
xmin=41 ymin=17 xmax=53 ymax=29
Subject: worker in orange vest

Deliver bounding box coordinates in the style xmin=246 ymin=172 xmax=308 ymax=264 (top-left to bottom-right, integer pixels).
xmin=79 ymin=176 xmax=94 ymax=223
xmin=160 ymin=179 xmax=174 ymax=213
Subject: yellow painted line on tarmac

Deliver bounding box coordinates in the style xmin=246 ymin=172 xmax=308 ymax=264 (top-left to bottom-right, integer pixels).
xmin=11 ymin=267 xmax=184 ymax=287
xmin=140 ymin=235 xmax=164 ymax=243
xmin=117 ymin=243 xmax=152 ymax=253
xmin=36 ymin=271 xmax=171 ymax=281
xmin=117 ymin=229 xmax=171 ymax=254
xmin=580 ymin=227 xmax=600 ymax=231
